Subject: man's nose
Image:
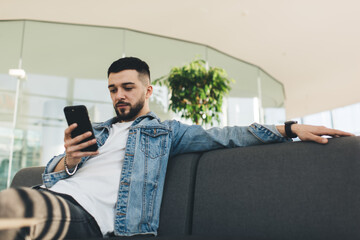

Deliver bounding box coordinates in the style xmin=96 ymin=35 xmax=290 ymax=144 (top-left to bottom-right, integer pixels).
xmin=115 ymin=90 xmax=126 ymax=101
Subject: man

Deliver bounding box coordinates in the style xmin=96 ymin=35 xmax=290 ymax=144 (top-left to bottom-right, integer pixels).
xmin=0 ymin=57 xmax=354 ymax=239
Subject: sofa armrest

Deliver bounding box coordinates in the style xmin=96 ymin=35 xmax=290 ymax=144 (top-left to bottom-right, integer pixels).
xmin=10 ymin=166 xmax=45 ymax=188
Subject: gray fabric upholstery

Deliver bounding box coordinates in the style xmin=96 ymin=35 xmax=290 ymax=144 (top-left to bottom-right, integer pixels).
xmin=158 ymin=153 xmax=201 ymax=236
xmin=10 ymin=166 xmax=45 ymax=188
xmin=192 ymin=136 xmax=360 ymax=239
xmin=10 ymin=136 xmax=360 ymax=239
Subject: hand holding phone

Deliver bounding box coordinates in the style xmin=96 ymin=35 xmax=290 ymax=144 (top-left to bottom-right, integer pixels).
xmin=64 ymin=105 xmax=99 ymax=152
xmin=52 ymin=105 xmax=99 ymax=173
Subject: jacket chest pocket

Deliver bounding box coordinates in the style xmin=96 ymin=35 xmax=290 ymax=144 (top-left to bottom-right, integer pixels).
xmin=140 ymin=128 xmax=168 ymax=159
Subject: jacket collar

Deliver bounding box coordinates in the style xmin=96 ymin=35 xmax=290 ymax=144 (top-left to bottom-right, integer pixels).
xmin=94 ymin=111 xmax=159 ymax=129
xmin=132 ymin=111 xmax=159 ymax=125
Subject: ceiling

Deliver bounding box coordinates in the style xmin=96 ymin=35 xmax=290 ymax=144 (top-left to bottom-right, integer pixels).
xmin=1 ymin=0 xmax=359 ymax=118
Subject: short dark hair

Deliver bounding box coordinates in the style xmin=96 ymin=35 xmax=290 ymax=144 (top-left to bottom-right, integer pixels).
xmin=107 ymin=57 xmax=151 ymax=84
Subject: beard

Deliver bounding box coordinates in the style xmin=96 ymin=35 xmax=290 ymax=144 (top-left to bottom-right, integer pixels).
xmin=114 ymin=95 xmax=145 ymax=122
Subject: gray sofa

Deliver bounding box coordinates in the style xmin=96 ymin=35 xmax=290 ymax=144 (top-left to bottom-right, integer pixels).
xmin=11 ymin=136 xmax=360 ymax=240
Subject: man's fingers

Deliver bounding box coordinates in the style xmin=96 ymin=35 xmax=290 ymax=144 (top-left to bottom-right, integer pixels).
xmin=64 ymin=131 xmax=93 ymax=148
xmin=311 ymin=135 xmax=328 ymax=144
xmin=299 ymin=132 xmax=328 ymax=144
xmin=69 ymin=150 xmax=99 ymax=159
xmin=316 ymin=127 xmax=354 ymax=137
xmin=70 ymin=138 xmax=97 ymax=152
xmin=328 ymin=129 xmax=355 ymax=137
xmin=63 ymin=124 xmax=98 ymax=166
xmin=292 ymin=124 xmax=354 ymax=144
xmin=64 ymin=123 xmax=78 ymax=139
xmin=319 ymin=137 xmax=328 ymax=144
xmin=72 ymin=131 xmax=93 ymax=144
xmin=65 ymin=137 xmax=96 ymax=152
xmin=65 ymin=139 xmax=98 ymax=164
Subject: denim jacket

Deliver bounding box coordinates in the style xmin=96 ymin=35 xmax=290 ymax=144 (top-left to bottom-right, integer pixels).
xmin=42 ymin=112 xmax=291 ymax=236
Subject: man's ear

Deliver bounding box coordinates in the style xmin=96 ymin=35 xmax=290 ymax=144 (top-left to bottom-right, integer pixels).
xmin=145 ymin=85 xmax=153 ymax=99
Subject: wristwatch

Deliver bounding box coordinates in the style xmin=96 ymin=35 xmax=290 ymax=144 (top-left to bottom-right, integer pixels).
xmin=284 ymin=120 xmax=298 ymax=138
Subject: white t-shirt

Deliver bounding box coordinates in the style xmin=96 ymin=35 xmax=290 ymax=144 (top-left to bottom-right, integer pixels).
xmin=50 ymin=121 xmax=133 ymax=236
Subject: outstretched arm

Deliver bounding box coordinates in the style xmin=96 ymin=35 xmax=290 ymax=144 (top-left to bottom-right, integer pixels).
xmin=276 ymin=124 xmax=355 ymax=144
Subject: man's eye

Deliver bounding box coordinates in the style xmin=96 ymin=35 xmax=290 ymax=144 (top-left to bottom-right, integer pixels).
xmin=110 ymin=89 xmax=116 ymax=93
xmin=125 ymin=88 xmax=133 ymax=91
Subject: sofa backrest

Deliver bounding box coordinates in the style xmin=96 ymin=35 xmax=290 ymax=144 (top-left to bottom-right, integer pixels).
xmin=158 ymin=153 xmax=201 ymax=236
xmin=191 ymin=136 xmax=360 ymax=239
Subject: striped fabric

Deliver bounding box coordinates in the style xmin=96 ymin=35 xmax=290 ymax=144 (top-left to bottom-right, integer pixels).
xmin=0 ymin=187 xmax=102 ymax=240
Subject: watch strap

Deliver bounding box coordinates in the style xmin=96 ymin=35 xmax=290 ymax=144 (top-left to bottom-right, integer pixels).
xmin=285 ymin=121 xmax=298 ymax=138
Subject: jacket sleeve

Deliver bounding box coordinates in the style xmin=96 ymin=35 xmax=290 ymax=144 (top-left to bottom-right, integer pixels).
xmin=169 ymin=121 xmax=292 ymax=157
xmin=42 ymin=153 xmax=73 ymax=188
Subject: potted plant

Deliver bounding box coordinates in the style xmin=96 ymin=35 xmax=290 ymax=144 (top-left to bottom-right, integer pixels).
xmin=153 ymin=59 xmax=233 ymax=126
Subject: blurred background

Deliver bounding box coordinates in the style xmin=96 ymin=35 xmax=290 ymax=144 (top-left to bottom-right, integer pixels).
xmin=1 ymin=0 xmax=359 ymax=190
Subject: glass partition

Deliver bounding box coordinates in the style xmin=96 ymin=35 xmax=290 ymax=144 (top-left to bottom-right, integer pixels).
xmin=0 ymin=21 xmax=23 ymax=72
xmin=207 ymin=48 xmax=259 ymax=98
xmin=259 ymin=69 xmax=286 ymax=124
xmin=207 ymin=48 xmax=260 ymax=126
xmin=22 ymin=21 xmax=124 ymax=79
xmin=259 ymin=70 xmax=285 ymax=108
xmin=125 ymin=30 xmax=207 ymax=80
xmin=0 ymin=21 xmax=24 ymax=189
xmin=332 ymin=103 xmax=360 ymax=134
xmin=302 ymin=111 xmax=333 ymax=128
xmin=0 ymin=21 xmax=24 ymax=126
xmin=125 ymin=30 xmax=207 ymax=121
xmin=0 ymin=20 xmax=286 ymax=190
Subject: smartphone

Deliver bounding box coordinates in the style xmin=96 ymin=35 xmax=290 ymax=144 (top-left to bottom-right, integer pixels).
xmin=63 ymin=105 xmax=98 ymax=152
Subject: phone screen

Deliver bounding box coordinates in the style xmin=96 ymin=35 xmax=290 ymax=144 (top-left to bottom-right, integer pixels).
xmin=64 ymin=105 xmax=98 ymax=152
